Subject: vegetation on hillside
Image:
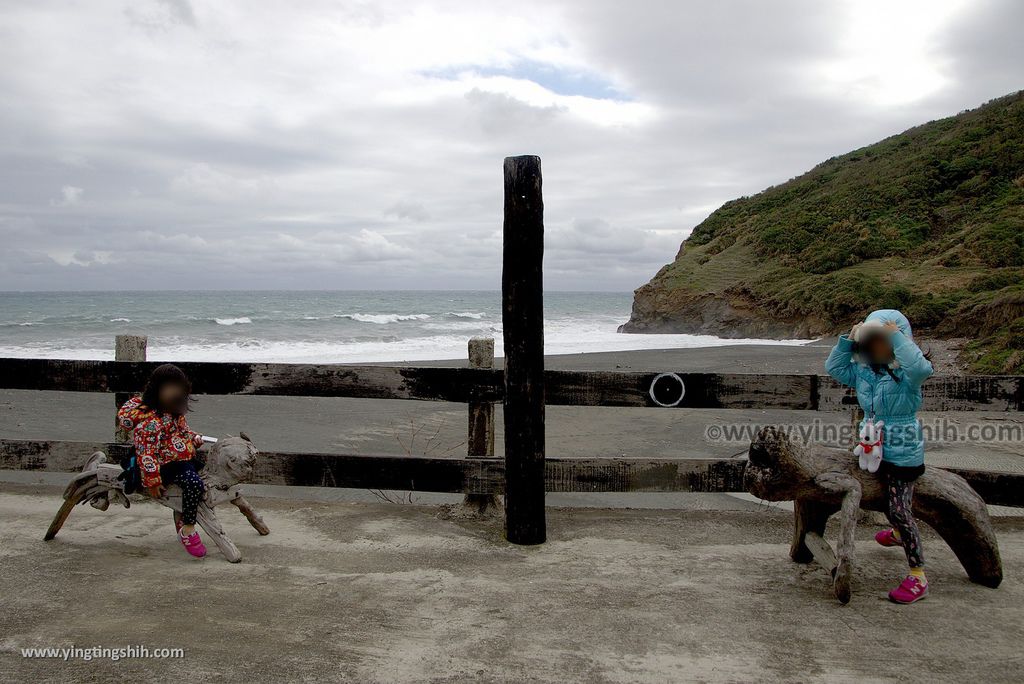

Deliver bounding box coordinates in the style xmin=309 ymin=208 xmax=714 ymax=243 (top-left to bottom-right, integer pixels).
xmin=642 ymin=91 xmax=1024 ymax=373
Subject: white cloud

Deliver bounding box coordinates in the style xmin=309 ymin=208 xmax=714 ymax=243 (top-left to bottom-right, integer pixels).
xmin=385 ymin=201 xmax=431 ymax=222
xmin=0 ymin=0 xmax=1020 ymax=291
xmin=169 ymin=163 xmax=276 ymax=202
xmin=53 ymin=185 xmax=84 ymax=206
xmin=815 ymin=0 xmax=972 ymax=106
xmin=347 ymin=229 xmax=414 ymax=261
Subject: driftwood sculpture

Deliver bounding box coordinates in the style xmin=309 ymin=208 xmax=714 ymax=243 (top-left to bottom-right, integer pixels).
xmin=744 ymin=426 xmax=1002 ymax=603
xmin=44 ymin=435 xmax=268 ymax=562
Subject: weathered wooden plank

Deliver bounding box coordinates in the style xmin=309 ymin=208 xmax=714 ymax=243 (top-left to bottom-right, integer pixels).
xmin=502 ymin=154 xmax=547 ymax=544
xmin=545 ymin=371 xmax=819 ymax=409
xmin=542 ymin=457 xmax=748 ymax=493
xmin=253 ymin=450 xmax=497 ymax=493
xmin=816 ymin=375 xmax=1022 ymax=412
xmin=0 ymin=358 xmax=503 ymax=403
xmin=0 ymin=439 xmax=730 ymax=493
xmin=0 ymin=438 xmax=483 ymax=491
xmin=3 ymin=358 xmax=1018 ymax=411
xmin=549 ymin=372 xmax=1022 ymax=411
xmin=3 ymin=439 xmax=1020 ymax=504
xmin=0 ymin=439 xmax=133 ymax=472
xmin=948 ymin=467 xmax=1024 ymax=508
xmin=0 ymin=438 xmax=743 ymax=494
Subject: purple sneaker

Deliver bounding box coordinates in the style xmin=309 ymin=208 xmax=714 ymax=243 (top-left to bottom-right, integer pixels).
xmin=875 ymin=528 xmax=902 ymax=547
xmin=889 ymin=575 xmax=928 ymax=604
xmin=179 ymin=529 xmax=207 ymax=558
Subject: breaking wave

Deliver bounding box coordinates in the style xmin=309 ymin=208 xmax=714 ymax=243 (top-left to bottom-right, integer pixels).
xmin=336 ymin=313 xmax=431 ymax=324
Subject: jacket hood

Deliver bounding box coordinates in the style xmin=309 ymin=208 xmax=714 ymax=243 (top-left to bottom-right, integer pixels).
xmin=863 ymin=309 xmax=913 ymax=340
xmin=853 ymin=309 xmax=913 ymax=369
xmin=116 ymin=394 xmax=152 ymax=431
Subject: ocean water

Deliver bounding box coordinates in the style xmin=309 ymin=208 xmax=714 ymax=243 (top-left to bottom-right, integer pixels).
xmin=0 ymin=291 xmax=808 ymax=362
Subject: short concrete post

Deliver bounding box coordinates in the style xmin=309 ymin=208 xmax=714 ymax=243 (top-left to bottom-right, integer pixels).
xmin=114 ymin=334 xmax=147 ymax=442
xmin=464 ymin=337 xmax=499 ymax=512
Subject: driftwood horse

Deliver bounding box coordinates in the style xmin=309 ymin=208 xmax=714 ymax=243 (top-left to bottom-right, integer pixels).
xmin=744 ymin=426 xmax=1002 ymax=603
xmin=44 ymin=435 xmax=269 ymax=562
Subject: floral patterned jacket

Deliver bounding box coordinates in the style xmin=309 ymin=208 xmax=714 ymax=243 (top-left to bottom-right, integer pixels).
xmin=117 ymin=395 xmax=203 ymax=488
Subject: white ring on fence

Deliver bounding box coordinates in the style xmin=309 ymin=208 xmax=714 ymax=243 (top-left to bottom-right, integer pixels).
xmin=649 ymin=373 xmax=686 ymax=407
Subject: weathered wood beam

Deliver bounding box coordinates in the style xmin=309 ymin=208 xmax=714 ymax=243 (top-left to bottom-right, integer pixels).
xmin=545 ymin=370 xmax=820 ymax=409
xmin=502 ymin=154 xmax=547 ymax=544
xmin=951 ymin=468 xmax=1024 ymax=508
xmin=3 ymin=439 xmax=1019 ymax=504
xmin=1 ymin=358 xmax=1019 ymax=411
xmin=0 ymin=439 xmax=133 ymax=473
xmin=0 ymin=358 xmax=503 ymax=403
xmin=0 ymin=439 xmax=744 ymax=494
xmin=816 ymin=374 xmax=1023 ymax=413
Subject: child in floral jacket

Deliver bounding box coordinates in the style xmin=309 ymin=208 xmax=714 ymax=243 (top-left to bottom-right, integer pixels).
xmin=117 ymin=364 xmax=207 ymax=558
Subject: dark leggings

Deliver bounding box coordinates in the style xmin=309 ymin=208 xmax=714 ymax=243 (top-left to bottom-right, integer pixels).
xmin=159 ymin=460 xmax=206 ymax=526
xmin=886 ymin=475 xmax=924 ymax=568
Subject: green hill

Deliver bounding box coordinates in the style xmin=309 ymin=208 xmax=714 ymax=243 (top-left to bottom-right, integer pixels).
xmin=621 ymin=91 xmax=1024 ymax=373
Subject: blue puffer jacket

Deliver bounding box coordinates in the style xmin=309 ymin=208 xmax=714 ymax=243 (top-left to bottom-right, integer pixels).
xmin=825 ymin=309 xmax=934 ymax=467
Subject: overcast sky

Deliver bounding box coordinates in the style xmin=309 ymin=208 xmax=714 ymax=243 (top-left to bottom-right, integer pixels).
xmin=1 ymin=0 xmax=1021 ymax=291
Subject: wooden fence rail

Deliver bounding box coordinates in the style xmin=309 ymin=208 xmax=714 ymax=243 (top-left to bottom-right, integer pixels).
xmin=2 ymin=358 xmax=1021 ymax=412
xmin=2 ymin=439 xmax=1020 ymax=506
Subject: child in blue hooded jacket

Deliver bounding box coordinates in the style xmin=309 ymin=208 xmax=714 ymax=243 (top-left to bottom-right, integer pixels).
xmin=826 ymin=309 xmax=934 ymax=604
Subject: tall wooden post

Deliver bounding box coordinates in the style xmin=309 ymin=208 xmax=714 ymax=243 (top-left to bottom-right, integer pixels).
xmin=464 ymin=337 xmax=498 ymax=512
xmin=502 ymin=155 xmax=546 ymax=545
xmin=114 ymin=334 xmax=147 ymax=442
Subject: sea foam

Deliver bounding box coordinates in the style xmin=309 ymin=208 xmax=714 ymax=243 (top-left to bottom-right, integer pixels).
xmin=336 ymin=313 xmax=431 ymax=324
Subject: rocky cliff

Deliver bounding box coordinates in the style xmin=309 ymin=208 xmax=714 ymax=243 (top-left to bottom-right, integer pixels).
xmin=620 ymin=91 xmax=1024 ymax=373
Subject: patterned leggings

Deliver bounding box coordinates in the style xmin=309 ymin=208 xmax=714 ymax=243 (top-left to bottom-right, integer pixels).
xmin=887 ymin=475 xmax=924 ymax=568
xmin=160 ymin=460 xmax=206 ymax=526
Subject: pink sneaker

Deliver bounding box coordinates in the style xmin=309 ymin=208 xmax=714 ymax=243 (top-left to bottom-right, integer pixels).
xmin=889 ymin=575 xmax=928 ymax=604
xmin=179 ymin=529 xmax=207 ymax=558
xmin=875 ymin=528 xmax=902 ymax=547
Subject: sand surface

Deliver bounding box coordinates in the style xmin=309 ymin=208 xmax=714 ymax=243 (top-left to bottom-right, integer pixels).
xmin=1 ymin=485 xmax=1022 ymax=683
xmin=2 ymin=342 xmax=1022 ymax=681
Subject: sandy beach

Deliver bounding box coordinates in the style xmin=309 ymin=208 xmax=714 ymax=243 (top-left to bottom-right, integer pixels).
xmin=2 ymin=485 xmax=1023 ymax=683
xmin=1 ymin=339 xmax=1021 ymax=680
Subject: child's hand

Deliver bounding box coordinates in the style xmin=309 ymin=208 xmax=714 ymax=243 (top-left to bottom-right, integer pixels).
xmin=147 ymin=484 xmax=166 ymax=498
xmin=884 ymin=321 xmax=900 ymax=333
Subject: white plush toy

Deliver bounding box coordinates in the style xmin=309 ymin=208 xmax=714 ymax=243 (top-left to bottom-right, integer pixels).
xmin=854 ymin=418 xmax=884 ymax=473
